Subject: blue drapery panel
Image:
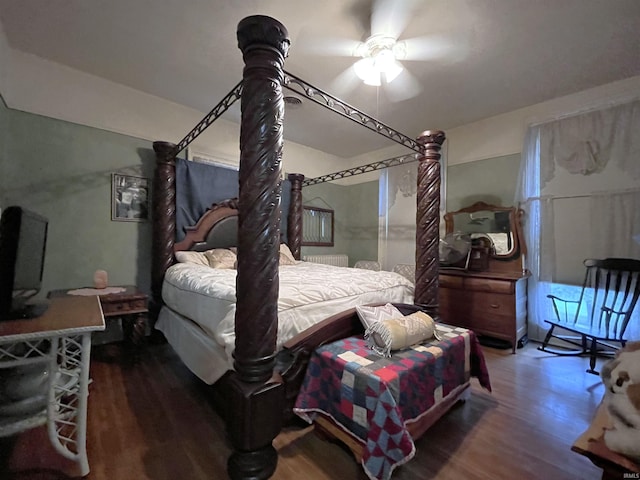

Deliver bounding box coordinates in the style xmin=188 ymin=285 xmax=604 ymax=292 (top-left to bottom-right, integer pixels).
xmin=175 ymin=158 xmax=291 ymax=243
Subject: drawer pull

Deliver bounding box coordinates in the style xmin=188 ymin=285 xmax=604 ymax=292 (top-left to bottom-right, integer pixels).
xmin=490 ymin=304 xmax=500 ymax=309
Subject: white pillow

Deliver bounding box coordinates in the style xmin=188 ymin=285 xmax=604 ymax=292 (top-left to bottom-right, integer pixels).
xmin=279 ymin=243 xmax=298 ymax=266
xmin=366 ymin=311 xmax=437 ymax=357
xmin=355 ymin=303 xmax=404 ymax=331
xmin=174 ymin=250 xmax=209 ymax=266
xmin=204 ymin=248 xmax=237 ymax=269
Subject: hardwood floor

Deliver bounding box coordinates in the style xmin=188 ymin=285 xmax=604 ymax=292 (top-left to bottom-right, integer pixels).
xmin=2 ymin=340 xmax=606 ymax=479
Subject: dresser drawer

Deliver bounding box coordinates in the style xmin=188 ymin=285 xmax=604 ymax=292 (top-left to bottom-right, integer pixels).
xmin=439 ymin=289 xmax=515 ymax=338
xmin=466 ymin=292 xmax=515 ymax=319
xmin=440 ymin=289 xmax=514 ymax=317
xmin=462 ymin=277 xmax=514 ymax=295
xmin=438 ymin=290 xmax=477 ymax=326
xmin=101 ymin=298 xmax=147 ymax=315
xmin=437 ymin=308 xmax=510 ymax=335
xmin=439 ymin=274 xmax=464 ymax=289
xmin=477 ymin=316 xmax=512 ymax=335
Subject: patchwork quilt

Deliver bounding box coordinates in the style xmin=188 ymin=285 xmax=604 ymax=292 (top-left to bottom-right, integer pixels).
xmin=294 ymin=324 xmax=491 ymax=480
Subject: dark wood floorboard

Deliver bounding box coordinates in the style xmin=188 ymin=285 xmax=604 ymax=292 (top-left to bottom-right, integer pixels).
xmin=2 ymin=341 xmax=606 ymax=479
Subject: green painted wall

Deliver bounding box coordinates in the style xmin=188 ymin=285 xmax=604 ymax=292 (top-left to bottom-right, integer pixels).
xmin=301 ymin=180 xmax=378 ymax=266
xmin=2 ymin=107 xmax=155 ymax=300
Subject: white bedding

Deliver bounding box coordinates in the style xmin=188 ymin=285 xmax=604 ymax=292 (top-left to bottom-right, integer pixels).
xmin=161 ymin=261 xmax=414 ymax=374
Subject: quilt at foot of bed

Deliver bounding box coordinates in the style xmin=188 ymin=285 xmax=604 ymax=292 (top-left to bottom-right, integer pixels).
xmin=293 ymin=328 xmax=490 ymax=480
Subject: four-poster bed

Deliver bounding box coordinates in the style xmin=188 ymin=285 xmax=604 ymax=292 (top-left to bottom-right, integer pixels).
xmin=150 ymin=15 xmax=488 ymax=480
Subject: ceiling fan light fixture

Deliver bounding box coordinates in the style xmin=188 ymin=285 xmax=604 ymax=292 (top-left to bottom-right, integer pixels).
xmin=382 ymin=59 xmax=403 ymax=83
xmin=353 ymin=35 xmax=404 ymax=86
xmin=364 ymin=73 xmax=382 ymax=87
xmin=353 ymin=57 xmax=381 ymax=86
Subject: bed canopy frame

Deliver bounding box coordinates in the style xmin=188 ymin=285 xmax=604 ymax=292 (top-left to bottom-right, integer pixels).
xmin=151 ymin=15 xmax=445 ymax=480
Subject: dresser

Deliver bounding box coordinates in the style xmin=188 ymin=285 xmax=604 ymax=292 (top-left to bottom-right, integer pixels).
xmin=438 ymin=269 xmax=529 ymax=353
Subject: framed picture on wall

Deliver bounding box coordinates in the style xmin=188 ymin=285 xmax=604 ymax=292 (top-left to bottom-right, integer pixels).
xmin=111 ymin=173 xmax=149 ymax=222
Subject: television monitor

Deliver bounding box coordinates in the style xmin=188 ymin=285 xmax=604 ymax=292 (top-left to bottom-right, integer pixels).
xmin=0 ymin=206 xmax=49 ymax=320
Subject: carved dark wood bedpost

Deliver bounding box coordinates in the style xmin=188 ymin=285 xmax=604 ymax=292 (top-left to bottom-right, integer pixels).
xmin=414 ymin=130 xmax=446 ymax=311
xmin=227 ymin=15 xmax=290 ymax=480
xmin=287 ymin=173 xmax=304 ymax=260
xmin=151 ymin=141 xmax=177 ymax=321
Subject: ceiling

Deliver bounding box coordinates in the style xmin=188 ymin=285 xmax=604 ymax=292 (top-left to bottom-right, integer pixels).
xmin=1 ymin=0 xmax=639 ymax=158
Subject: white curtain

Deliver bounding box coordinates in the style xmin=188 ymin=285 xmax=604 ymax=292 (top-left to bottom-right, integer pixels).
xmin=537 ymin=99 xmax=640 ymax=188
xmin=589 ymin=189 xmax=640 ymax=340
xmin=516 ymin=99 xmax=640 ymax=341
xmin=590 ymin=189 xmax=640 ymax=259
xmin=516 ymin=127 xmax=557 ymax=340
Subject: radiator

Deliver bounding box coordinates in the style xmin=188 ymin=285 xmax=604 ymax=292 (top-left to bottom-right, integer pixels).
xmin=302 ymin=254 xmax=349 ymax=267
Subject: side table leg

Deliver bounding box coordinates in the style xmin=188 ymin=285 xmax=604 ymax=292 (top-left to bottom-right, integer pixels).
xmin=47 ymin=333 xmax=92 ymax=477
xmin=122 ymin=314 xmax=146 ymax=362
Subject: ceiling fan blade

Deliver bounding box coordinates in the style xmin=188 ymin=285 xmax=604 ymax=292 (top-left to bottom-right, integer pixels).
xmin=328 ymin=65 xmax=363 ymax=99
xmin=401 ymin=34 xmax=471 ymax=63
xmin=370 ymin=0 xmax=421 ymax=38
xmin=384 ymin=68 xmax=422 ymax=103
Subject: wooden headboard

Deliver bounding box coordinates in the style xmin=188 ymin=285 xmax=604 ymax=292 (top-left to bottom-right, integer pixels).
xmin=173 ymin=198 xmax=239 ymax=252
xmin=150 ymin=153 xmax=305 ymax=314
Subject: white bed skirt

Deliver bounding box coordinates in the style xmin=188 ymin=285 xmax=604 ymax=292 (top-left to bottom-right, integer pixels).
xmin=156 ymin=307 xmax=232 ymax=385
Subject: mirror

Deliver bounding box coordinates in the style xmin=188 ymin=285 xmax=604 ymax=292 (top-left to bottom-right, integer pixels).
xmin=444 ymin=201 xmax=524 ymax=259
xmin=302 ymin=206 xmax=334 ymax=246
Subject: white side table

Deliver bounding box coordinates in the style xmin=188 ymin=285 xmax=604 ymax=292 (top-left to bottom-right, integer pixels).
xmin=0 ymin=296 xmax=105 ymax=477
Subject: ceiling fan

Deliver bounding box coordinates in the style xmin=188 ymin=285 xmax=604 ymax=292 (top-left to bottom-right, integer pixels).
xmin=297 ymin=0 xmax=469 ymax=103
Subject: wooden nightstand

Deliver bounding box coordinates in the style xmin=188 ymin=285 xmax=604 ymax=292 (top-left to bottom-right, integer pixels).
xmin=48 ymin=286 xmax=148 ymax=361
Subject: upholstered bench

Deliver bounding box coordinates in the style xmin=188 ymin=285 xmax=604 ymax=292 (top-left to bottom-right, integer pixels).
xmin=293 ymin=325 xmax=491 ymax=480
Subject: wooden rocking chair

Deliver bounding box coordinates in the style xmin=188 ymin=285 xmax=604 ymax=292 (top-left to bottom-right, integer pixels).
xmin=538 ymin=258 xmax=640 ymax=374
